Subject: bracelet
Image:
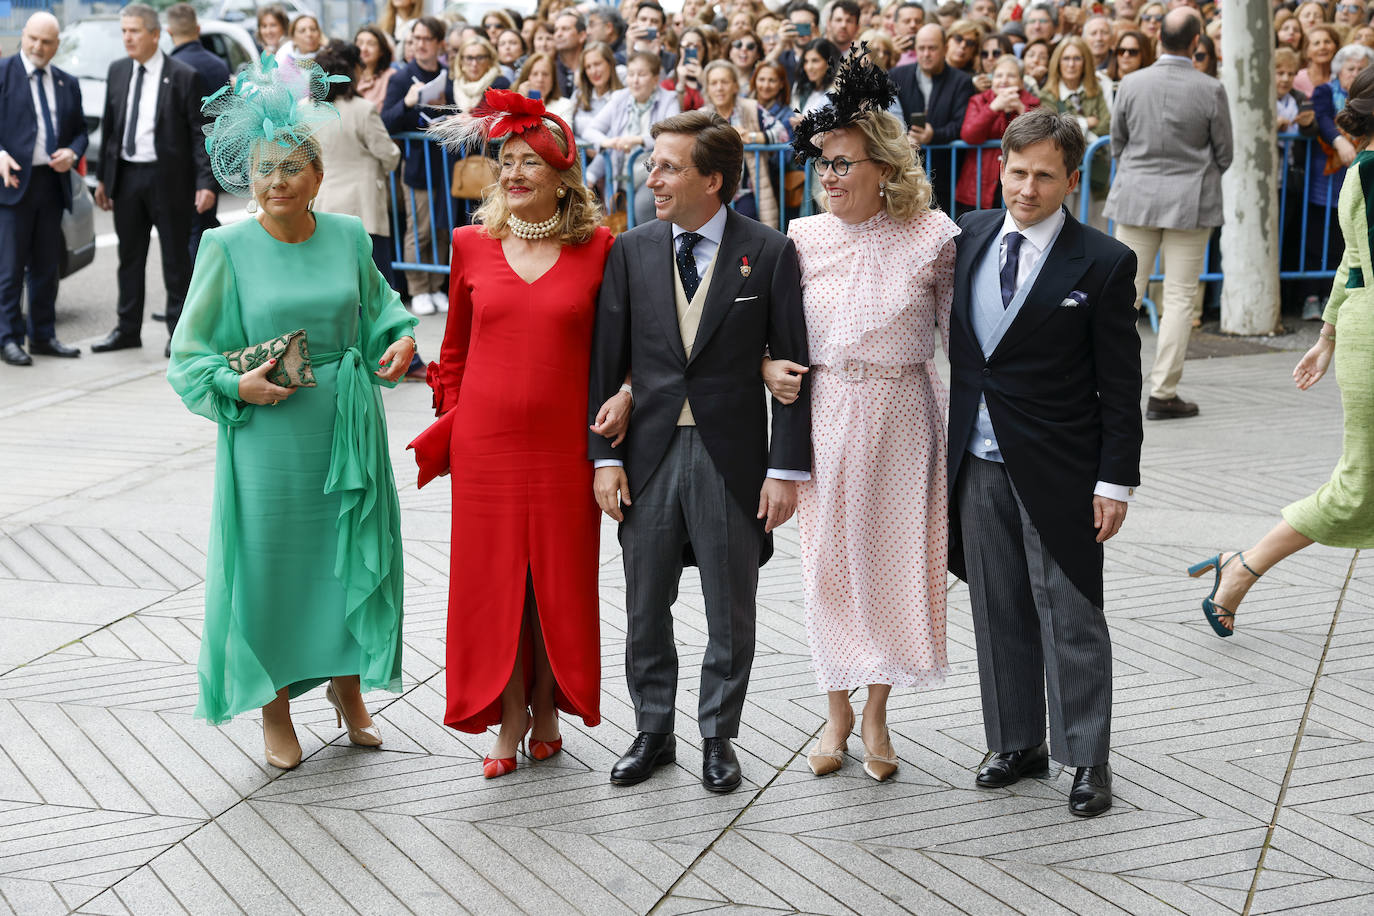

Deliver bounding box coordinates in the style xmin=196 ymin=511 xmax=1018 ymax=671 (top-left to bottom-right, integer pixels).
xmin=618 ymin=382 xmax=633 ymax=399
xmin=1320 ymin=329 xmax=1335 ymax=341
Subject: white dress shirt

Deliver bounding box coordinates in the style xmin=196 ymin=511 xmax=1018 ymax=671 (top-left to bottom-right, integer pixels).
xmin=997 ymin=209 xmax=1136 ymax=504
xmin=595 ymin=204 xmax=809 ymax=482
xmin=121 ymin=51 xmax=164 ymax=163
xmin=20 ymin=53 xmax=57 ymax=166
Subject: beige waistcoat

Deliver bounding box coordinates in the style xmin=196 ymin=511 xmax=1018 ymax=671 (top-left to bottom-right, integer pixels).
xmin=673 ymin=249 xmax=719 ymax=426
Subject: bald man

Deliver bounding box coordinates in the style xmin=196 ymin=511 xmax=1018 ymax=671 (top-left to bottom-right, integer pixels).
xmin=889 ymin=23 xmax=974 ymax=209
xmin=0 ymin=12 xmax=88 ymax=366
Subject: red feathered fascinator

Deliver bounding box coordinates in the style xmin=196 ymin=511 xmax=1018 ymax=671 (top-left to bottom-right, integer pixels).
xmin=428 ymin=88 xmax=577 ymax=170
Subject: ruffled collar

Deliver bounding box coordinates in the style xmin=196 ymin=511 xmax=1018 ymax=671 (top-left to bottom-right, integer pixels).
xmin=838 ymin=209 xmax=890 ymax=233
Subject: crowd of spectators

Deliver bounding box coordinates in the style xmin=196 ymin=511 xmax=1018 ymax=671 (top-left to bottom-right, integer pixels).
xmin=199 ymin=0 xmax=1374 ymax=320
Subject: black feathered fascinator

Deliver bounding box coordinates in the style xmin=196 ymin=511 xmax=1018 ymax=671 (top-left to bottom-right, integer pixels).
xmin=791 ymin=44 xmax=897 ymax=164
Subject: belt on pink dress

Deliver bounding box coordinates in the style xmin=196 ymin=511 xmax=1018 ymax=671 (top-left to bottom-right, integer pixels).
xmin=815 ymin=359 xmax=920 ymax=381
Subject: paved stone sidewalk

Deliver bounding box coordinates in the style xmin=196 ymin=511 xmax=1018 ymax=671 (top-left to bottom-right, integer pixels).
xmin=0 ymin=319 xmax=1369 ymax=915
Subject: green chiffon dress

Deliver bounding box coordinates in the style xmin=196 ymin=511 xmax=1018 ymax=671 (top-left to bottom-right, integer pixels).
xmin=167 ymin=213 xmax=417 ymax=724
xmin=1283 ymin=150 xmax=1374 ymax=547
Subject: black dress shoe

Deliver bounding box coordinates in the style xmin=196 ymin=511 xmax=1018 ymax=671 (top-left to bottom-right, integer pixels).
xmin=90 ymin=330 xmax=142 ymax=353
xmin=1069 ymin=763 xmax=1113 ymax=817
xmin=610 ymin=732 xmax=676 ymax=786
xmin=702 ymin=737 xmax=742 ymax=793
xmin=164 ymin=341 xmax=171 ymax=358
xmin=975 ymin=741 xmax=1051 ymax=788
xmin=29 ymin=338 xmax=80 ymax=358
xmin=1 ymin=341 xmax=33 ymax=366
xmin=1146 ymin=395 xmax=1199 ymax=420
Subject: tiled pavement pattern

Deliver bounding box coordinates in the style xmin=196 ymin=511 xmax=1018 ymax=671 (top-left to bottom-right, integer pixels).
xmin=0 ymin=323 xmax=1370 ymax=916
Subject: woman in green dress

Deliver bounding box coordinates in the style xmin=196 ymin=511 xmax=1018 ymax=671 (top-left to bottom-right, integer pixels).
xmin=1189 ymin=66 xmax=1374 ymax=637
xmin=167 ymin=57 xmax=417 ymax=767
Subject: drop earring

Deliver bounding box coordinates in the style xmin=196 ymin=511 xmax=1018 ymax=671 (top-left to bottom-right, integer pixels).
xmin=247 ymin=198 xmax=259 ymax=214
xmin=878 ymin=182 xmax=886 ymax=198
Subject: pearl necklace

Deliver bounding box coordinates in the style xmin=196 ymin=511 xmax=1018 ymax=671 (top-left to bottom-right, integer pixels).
xmin=508 ymin=211 xmax=560 ymax=240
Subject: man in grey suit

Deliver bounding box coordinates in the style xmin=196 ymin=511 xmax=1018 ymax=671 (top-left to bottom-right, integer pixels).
xmin=1104 ymin=7 xmax=1232 ymax=421
xmin=588 ymin=111 xmax=810 ymax=794
xmin=949 ymin=109 xmax=1142 ymax=818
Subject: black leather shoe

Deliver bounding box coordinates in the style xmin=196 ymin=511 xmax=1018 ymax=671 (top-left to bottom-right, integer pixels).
xmin=1069 ymin=763 xmax=1113 ymax=817
xmin=90 ymin=330 xmax=142 ymax=353
xmin=702 ymin=737 xmax=742 ymax=793
xmin=1146 ymin=395 xmax=1199 ymax=420
xmin=30 ymin=338 xmax=80 ymax=358
xmin=975 ymin=741 xmax=1050 ymax=788
xmin=1 ymin=341 xmax=33 ymax=366
xmin=164 ymin=341 xmax=171 ymax=358
xmin=610 ymin=732 xmax=676 ymax=786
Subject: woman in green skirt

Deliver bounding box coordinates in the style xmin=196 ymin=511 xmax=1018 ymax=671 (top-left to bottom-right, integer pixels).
xmin=167 ymin=57 xmax=416 ymax=766
xmin=1189 ymin=66 xmax=1374 ymax=637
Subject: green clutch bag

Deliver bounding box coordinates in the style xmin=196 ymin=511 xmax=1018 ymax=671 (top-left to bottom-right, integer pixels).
xmin=223 ymin=329 xmax=317 ymax=388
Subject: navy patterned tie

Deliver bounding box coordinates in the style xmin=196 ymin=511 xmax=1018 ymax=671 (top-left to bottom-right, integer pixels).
xmin=34 ymin=69 xmax=57 ymax=156
xmin=1000 ymin=231 xmax=1024 ymax=308
xmin=677 ymin=231 xmax=704 ymax=300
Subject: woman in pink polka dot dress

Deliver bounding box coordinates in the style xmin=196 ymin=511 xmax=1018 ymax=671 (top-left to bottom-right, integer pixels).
xmin=766 ymin=110 xmax=958 ymax=782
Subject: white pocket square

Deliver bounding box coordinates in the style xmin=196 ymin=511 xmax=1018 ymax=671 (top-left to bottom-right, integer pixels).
xmin=1061 ymin=290 xmax=1090 ymax=308
xmin=1059 ymin=298 xmax=1080 ymax=308
xmin=734 ymin=295 xmax=759 ymax=302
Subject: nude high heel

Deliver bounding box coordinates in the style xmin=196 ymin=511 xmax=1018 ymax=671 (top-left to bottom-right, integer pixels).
xmin=263 ymin=720 xmax=302 ymax=770
xmin=325 ymin=681 xmax=383 ymax=747
xmin=861 ymin=728 xmax=899 ymax=782
xmin=807 ymin=708 xmax=854 ymax=776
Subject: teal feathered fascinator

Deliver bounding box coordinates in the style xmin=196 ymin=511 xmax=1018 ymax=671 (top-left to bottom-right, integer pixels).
xmin=200 ymin=53 xmax=350 ymax=197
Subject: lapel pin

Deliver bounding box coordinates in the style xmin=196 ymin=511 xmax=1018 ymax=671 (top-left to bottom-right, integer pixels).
xmin=740 ymin=255 xmax=751 ymax=278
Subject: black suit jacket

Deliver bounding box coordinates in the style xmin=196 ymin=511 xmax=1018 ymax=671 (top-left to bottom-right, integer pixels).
xmin=588 ymin=208 xmax=811 ymax=564
xmin=169 ymin=40 xmax=231 ymax=97
xmin=947 ymin=208 xmax=1143 ymax=607
xmin=0 ymin=55 xmax=88 ymax=210
xmin=889 ymin=63 xmax=976 ymax=145
xmin=97 ymin=53 xmax=213 ymax=199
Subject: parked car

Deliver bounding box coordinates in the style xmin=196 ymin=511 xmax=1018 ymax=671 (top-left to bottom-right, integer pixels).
xmin=50 ymin=16 xmax=258 ymax=186
xmin=61 ymin=171 xmax=97 ymax=279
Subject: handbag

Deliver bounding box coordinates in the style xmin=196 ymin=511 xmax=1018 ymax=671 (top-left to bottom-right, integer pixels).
xmin=784 ymin=171 xmax=806 ymax=209
xmin=222 ymin=329 xmax=317 ymax=388
xmin=451 ymin=154 xmax=496 ymax=200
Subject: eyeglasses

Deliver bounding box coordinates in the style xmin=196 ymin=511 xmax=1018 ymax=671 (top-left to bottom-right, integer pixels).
xmin=732 ymin=40 xmax=758 ymax=51
xmin=1337 ymin=3 xmax=1363 ymax=12
xmin=981 ymin=48 xmax=1003 ymax=58
xmin=1116 ymin=46 xmax=1140 ymax=56
xmin=1193 ymin=50 xmax=1209 ymax=62
xmin=950 ymin=34 xmax=976 ymax=45
xmin=1026 ymin=16 xmax=1053 ymax=25
xmin=811 ymin=156 xmax=875 ymax=176
xmin=642 ymin=159 xmax=698 ymax=176
xmin=1141 ymin=13 xmax=1164 ymax=22
xmin=462 ymin=54 xmax=491 ymax=63
xmin=411 ymin=33 xmax=437 ymax=43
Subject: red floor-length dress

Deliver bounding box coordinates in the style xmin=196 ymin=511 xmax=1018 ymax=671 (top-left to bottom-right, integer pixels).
xmin=433 ymin=224 xmax=614 ymax=733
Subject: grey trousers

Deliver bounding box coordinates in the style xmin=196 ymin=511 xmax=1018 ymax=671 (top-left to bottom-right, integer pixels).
xmin=957 ymin=455 xmax=1112 ymax=767
xmin=621 ymin=427 xmax=759 ymax=738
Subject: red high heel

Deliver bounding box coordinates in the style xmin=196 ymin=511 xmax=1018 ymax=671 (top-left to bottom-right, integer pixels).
xmin=529 ymin=736 xmax=563 ymax=761
xmin=482 ymin=717 xmax=531 ymax=779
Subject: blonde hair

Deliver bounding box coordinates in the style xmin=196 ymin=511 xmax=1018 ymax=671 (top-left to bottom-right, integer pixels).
xmin=826 ymin=111 xmax=934 ymax=221
xmin=473 ymin=121 xmax=602 ymax=244
xmin=452 ymin=35 xmax=498 ymax=80
xmin=1043 ymin=36 xmax=1102 ymax=98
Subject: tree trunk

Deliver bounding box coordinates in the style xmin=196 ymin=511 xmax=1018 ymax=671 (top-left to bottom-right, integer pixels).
xmin=1219 ymin=4 xmax=1281 ymax=335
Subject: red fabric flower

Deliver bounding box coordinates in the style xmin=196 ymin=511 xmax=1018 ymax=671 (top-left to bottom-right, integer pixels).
xmin=471 ymin=88 xmax=577 ymax=170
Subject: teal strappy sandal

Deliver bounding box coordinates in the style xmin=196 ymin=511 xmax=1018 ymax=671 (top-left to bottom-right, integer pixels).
xmin=1187 ymin=552 xmax=1262 ymax=638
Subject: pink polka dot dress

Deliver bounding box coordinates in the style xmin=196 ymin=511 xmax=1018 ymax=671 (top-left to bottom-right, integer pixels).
xmin=787 ymin=208 xmax=959 ymax=692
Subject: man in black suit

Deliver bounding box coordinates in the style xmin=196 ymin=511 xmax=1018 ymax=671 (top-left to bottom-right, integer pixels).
xmin=0 ymin=11 xmax=88 ymax=366
xmin=91 ymin=3 xmax=215 ymax=355
xmin=588 ymin=111 xmax=810 ymax=793
xmin=166 ymin=3 xmax=229 ymax=268
xmin=889 ymin=23 xmax=975 ymax=209
xmin=947 ymin=108 xmax=1142 ymax=818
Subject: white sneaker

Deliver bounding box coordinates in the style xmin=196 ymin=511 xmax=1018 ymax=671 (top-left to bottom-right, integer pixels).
xmin=434 ymin=289 xmax=449 ymax=313
xmin=409 ymin=292 xmax=437 ymax=316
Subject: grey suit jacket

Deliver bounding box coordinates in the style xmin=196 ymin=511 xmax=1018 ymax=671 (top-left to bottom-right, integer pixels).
xmin=1103 ymin=55 xmax=1233 ymax=229
xmin=314 ymin=96 xmax=401 ymax=237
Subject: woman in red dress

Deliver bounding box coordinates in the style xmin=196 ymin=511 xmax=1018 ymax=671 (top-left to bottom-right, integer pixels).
xmin=421 ymin=92 xmax=623 ymax=777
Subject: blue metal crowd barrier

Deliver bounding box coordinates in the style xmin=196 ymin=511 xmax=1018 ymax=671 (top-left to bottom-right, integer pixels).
xmin=385 ymin=131 xmax=1341 ymax=321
